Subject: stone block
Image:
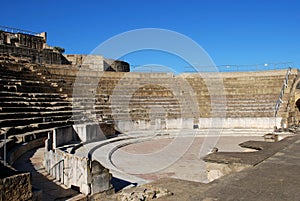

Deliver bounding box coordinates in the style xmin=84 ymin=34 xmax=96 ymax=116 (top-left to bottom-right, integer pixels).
xmin=205 ymin=162 xmax=250 ymax=182
xmin=0 ymin=163 xmax=32 ymax=201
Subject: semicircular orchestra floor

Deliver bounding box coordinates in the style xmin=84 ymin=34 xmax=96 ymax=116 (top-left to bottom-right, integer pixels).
xmin=75 ymin=135 xmax=263 ymax=186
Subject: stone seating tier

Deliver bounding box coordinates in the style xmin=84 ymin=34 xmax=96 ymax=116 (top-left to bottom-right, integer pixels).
xmin=26 ymin=64 xmax=297 ymax=123
xmin=0 ymin=64 xmax=80 ymax=144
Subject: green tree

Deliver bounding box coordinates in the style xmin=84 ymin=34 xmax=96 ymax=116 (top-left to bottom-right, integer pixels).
xmin=53 ymin=46 xmax=65 ymax=54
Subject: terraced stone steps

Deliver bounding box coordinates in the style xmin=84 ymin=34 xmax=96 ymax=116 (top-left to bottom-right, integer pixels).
xmin=0 ymin=63 xmax=80 ymax=145
xmin=2 ymin=120 xmax=70 ymax=136
xmin=0 ymin=115 xmax=72 ymax=128
xmin=0 ymin=110 xmax=80 ymax=120
xmin=25 ymin=64 xmax=298 ymax=128
xmin=0 ymin=91 xmax=67 ymax=98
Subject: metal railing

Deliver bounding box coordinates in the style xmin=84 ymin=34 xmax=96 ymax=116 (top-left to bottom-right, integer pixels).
xmin=0 ymin=25 xmax=38 ymax=36
xmin=49 ymin=159 xmax=64 ymax=171
xmin=274 ymin=67 xmax=292 ymax=118
xmin=3 ymin=132 xmax=7 ymax=165
xmin=185 ymin=62 xmax=294 ymax=73
xmin=131 ymin=62 xmax=294 ymax=73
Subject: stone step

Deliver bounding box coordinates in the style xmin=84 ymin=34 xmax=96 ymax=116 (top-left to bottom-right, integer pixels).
xmin=0 ymin=105 xmax=72 ymax=112
xmin=11 ymin=85 xmax=58 ymax=93
xmin=0 ymin=101 xmax=70 ymax=107
xmin=0 ymin=115 xmax=71 ymax=128
xmin=0 ymin=84 xmax=17 ymax=92
xmin=3 ymin=120 xmax=71 ymax=138
xmin=0 ymin=91 xmax=67 ymax=98
xmin=0 ymin=110 xmax=81 ymax=119
xmin=0 ymin=78 xmax=48 ymax=85
xmin=0 ymin=71 xmax=45 ymax=81
xmin=0 ymin=95 xmax=66 ymax=102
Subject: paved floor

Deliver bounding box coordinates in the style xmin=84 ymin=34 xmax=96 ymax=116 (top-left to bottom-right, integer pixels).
xmin=76 ymin=136 xmax=263 ymax=185
xmin=193 ymin=135 xmax=300 ymax=201
xmin=143 ymin=134 xmax=300 ymax=201
xmin=13 ymin=148 xmax=83 ymax=201
xmin=112 ymin=136 xmax=263 ymax=182
xmin=11 ymin=134 xmax=299 ymax=201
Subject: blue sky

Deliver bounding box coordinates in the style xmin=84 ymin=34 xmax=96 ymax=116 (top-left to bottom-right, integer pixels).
xmin=1 ymin=0 xmax=299 ymax=72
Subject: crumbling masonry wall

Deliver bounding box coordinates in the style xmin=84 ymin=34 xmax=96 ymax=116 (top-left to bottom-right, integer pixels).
xmin=0 ymin=30 xmax=67 ymax=64
xmin=0 ymin=163 xmax=32 ymax=201
xmin=64 ymin=54 xmax=130 ymax=72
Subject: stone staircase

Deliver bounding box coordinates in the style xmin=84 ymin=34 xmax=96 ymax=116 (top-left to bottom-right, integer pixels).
xmin=275 ymin=68 xmax=299 ymax=126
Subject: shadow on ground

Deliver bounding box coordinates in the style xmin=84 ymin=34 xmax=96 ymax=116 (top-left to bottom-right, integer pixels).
xmin=111 ymin=177 xmax=137 ymax=192
xmin=13 ymin=148 xmax=80 ymax=201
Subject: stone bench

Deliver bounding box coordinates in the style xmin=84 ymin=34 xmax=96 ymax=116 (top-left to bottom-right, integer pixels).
xmin=0 ymin=91 xmax=67 ymax=99
xmin=0 ymin=110 xmax=79 ymax=120
xmin=0 ymin=105 xmax=72 ymax=112
xmin=0 ymin=115 xmax=72 ymax=128
xmin=1 ymin=100 xmax=69 ymax=108
xmin=0 ymin=95 xmax=65 ymax=103
xmin=1 ymin=120 xmax=72 ymax=139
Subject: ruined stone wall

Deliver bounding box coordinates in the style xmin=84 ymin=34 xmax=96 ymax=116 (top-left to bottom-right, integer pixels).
xmin=0 ymin=31 xmax=8 ymax=45
xmin=63 ymin=54 xmax=86 ymax=66
xmin=0 ymin=30 xmax=45 ymax=49
xmin=0 ymin=163 xmax=32 ymax=201
xmin=0 ymin=44 xmax=64 ymax=64
xmin=64 ymin=54 xmax=130 ymax=72
xmin=205 ymin=162 xmax=251 ymax=182
xmin=104 ymin=58 xmax=130 ymax=72
xmin=0 ymin=30 xmax=69 ymax=65
xmin=16 ymin=33 xmax=44 ymax=49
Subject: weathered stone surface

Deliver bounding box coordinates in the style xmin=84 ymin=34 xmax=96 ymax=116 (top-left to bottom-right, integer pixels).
xmin=124 ymin=135 xmax=300 ymax=201
xmin=63 ymin=54 xmax=130 ymax=72
xmin=90 ymin=161 xmax=113 ymax=194
xmin=115 ymin=185 xmax=173 ymax=201
xmin=0 ymin=30 xmax=66 ymax=65
xmin=202 ymin=135 xmax=300 ymax=181
xmin=0 ymin=163 xmax=32 ymax=201
xmin=13 ymin=148 xmax=82 ymax=200
xmin=1 ymin=27 xmax=300 ymax=201
xmin=44 ymin=139 xmax=113 ymax=196
xmin=203 ymin=135 xmax=299 ymax=166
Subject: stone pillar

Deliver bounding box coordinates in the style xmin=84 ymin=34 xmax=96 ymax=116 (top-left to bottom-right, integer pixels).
xmin=89 ymin=161 xmax=112 ymax=194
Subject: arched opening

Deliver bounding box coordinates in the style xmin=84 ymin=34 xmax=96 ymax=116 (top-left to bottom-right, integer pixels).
xmin=291 ymin=79 xmax=300 ymax=126
xmin=296 ymin=99 xmax=300 ymax=112
xmin=294 ymin=97 xmax=300 ymax=126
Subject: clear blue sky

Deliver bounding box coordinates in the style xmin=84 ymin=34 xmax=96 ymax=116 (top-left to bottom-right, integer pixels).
xmin=1 ymin=0 xmax=299 ymax=72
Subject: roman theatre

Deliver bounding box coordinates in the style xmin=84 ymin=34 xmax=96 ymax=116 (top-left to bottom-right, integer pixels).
xmin=1 ymin=27 xmax=300 ymax=200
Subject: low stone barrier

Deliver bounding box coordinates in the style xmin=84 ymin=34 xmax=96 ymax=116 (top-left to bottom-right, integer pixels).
xmin=44 ymin=125 xmax=114 ymax=196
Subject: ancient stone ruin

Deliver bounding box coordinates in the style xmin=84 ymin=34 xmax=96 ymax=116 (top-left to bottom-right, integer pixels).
xmin=1 ymin=27 xmax=300 ymax=200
